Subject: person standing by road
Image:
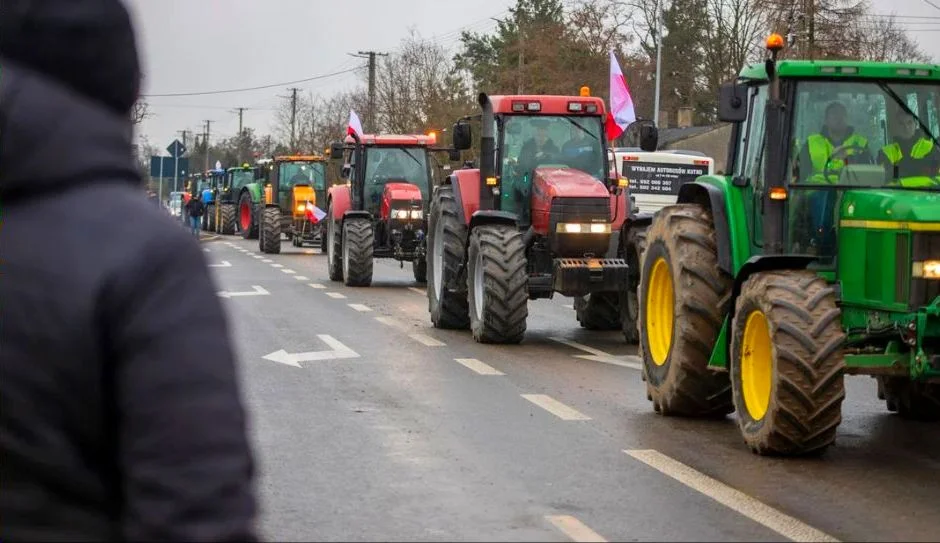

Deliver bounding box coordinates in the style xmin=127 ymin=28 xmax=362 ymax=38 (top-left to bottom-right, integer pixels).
xmin=0 ymin=0 xmax=258 ymax=541
xmin=186 ymin=195 xmax=207 ymax=238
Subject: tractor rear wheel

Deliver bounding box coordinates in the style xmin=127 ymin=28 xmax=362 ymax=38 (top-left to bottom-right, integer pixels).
xmin=259 ymin=206 xmax=281 ymax=254
xmin=575 ymin=292 xmax=620 ymax=330
xmin=731 ymin=271 xmax=846 ymax=455
xmin=238 ymin=192 xmax=258 ymax=239
xmin=878 ymin=377 xmax=940 ymax=421
xmin=327 ymin=203 xmax=343 ymax=281
xmin=206 ymin=204 xmax=216 ymax=231
xmin=639 ymin=204 xmax=734 ymax=417
xmin=427 ymin=185 xmax=470 ymax=329
xmin=413 ymin=258 xmax=427 ymax=283
xmin=621 ymin=226 xmax=648 ymax=343
xmin=342 ymin=218 xmax=373 ymax=287
xmin=467 ymin=224 xmax=528 ymax=344
xmin=219 ymin=203 xmax=236 ymax=235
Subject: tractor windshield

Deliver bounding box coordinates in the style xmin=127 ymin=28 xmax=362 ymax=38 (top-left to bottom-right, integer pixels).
xmin=362 ymin=146 xmax=430 ymax=208
xmin=279 ymin=161 xmax=326 ymax=190
xmin=229 ymin=169 xmax=255 ymax=191
xmin=499 ymin=114 xmax=606 ymax=217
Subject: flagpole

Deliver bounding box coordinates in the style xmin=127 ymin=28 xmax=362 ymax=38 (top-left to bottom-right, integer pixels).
xmin=653 ymin=0 xmax=663 ymax=128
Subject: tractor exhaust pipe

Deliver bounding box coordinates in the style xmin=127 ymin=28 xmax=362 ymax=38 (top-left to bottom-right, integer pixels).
xmin=478 ymin=93 xmax=496 ymax=211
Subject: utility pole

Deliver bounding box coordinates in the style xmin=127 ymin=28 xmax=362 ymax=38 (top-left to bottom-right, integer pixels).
xmin=288 ymin=88 xmax=300 ymax=152
xmin=653 ymin=0 xmax=663 ymax=128
xmin=353 ymin=50 xmax=388 ymax=131
xmin=177 ymin=129 xmax=191 ymax=192
xmin=234 ymin=107 xmax=246 ymax=163
xmin=203 ymin=120 xmax=211 ymax=174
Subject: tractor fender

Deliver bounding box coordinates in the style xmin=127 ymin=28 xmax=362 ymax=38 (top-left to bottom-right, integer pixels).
xmin=677 ymin=182 xmax=733 ymax=274
xmin=327 ymin=184 xmax=352 ymax=221
xmin=449 ymin=169 xmax=482 ymax=225
xmin=343 ymin=210 xmax=372 ymax=221
xmin=469 ymin=210 xmax=518 ymax=232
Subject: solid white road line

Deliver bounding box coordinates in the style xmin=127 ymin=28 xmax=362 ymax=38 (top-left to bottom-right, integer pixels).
xmin=271 ymin=264 xmax=284 ymax=268
xmin=455 ymin=358 xmax=504 ymax=376
xmin=520 ymin=394 xmax=591 ymax=421
xmin=281 ymin=269 xmax=296 ymax=274
xmin=550 ymin=337 xmax=643 ymax=371
xmin=348 ymin=304 xmax=372 ymax=312
xmin=295 ymin=275 xmax=309 ymax=280
xmin=325 ymin=292 xmax=346 ymax=299
xmin=545 ymin=515 xmax=607 ymax=543
xmin=410 ymin=333 xmax=445 ymax=346
xmin=308 ymin=283 xmax=326 ymax=289
xmin=408 ymin=287 xmax=425 ymax=295
xmin=623 ymin=450 xmax=838 ymax=543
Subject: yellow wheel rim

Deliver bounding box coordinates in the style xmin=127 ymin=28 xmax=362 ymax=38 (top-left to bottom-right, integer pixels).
xmin=741 ymin=310 xmax=773 ymax=421
xmin=646 ymin=257 xmax=674 ymax=366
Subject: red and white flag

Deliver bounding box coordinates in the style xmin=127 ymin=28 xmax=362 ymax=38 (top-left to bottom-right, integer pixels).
xmin=605 ymin=50 xmax=636 ymax=141
xmin=347 ymin=110 xmax=364 ymax=138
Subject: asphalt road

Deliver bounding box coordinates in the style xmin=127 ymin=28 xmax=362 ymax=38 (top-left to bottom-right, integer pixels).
xmin=203 ymin=233 xmax=940 ymax=542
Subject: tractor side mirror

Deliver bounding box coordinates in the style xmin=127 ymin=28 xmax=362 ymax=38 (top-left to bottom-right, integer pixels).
xmin=638 ymin=122 xmax=658 ymax=152
xmin=330 ymin=142 xmax=345 ymax=160
xmin=448 ymin=149 xmax=461 ymax=162
xmin=452 ymin=121 xmax=472 ymax=151
xmin=718 ymin=82 xmax=748 ymax=123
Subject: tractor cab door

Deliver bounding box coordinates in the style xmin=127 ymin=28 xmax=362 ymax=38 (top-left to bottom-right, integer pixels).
xmin=732 ymin=82 xmax=770 ymax=253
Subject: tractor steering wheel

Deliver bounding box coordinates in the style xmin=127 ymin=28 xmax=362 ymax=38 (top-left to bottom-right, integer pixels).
xmin=822 ymin=144 xmax=870 ymax=182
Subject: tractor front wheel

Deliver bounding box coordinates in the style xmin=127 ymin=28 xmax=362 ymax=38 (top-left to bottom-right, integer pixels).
xmin=259 ymin=206 xmax=281 ymax=254
xmin=639 ymin=204 xmax=733 ymax=417
xmin=206 ymin=204 xmax=216 ymax=231
xmin=731 ymin=271 xmax=846 ymax=455
xmin=467 ymin=224 xmax=528 ymax=344
xmin=621 ymin=226 xmax=648 ymax=343
xmin=878 ymin=377 xmax=940 ymax=421
xmin=427 ymin=185 xmax=470 ymax=329
xmin=239 ymin=192 xmax=258 ymax=239
xmin=342 ymin=218 xmax=374 ymax=287
xmin=219 ymin=203 xmax=236 ymax=235
xmin=575 ymin=293 xmax=620 ymax=330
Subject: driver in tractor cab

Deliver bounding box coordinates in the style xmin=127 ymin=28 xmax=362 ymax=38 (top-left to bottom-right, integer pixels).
xmin=877 ymin=106 xmax=940 ymax=188
xmin=561 ymin=121 xmax=596 ymax=172
xmin=519 ymin=119 xmax=559 ymax=174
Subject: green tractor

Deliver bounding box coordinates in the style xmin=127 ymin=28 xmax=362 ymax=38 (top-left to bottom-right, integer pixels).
xmin=637 ymin=34 xmax=940 ymax=457
xmin=213 ymin=164 xmax=256 ymax=235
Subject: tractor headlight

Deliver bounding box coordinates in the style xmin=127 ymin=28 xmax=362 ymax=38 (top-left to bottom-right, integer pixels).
xmin=393 ymin=209 xmax=410 ymax=220
xmin=913 ymin=260 xmax=940 ymax=279
xmin=556 ymin=222 xmax=611 ymax=234
xmin=410 ymin=209 xmax=423 ymax=220
xmin=296 ymin=204 xmax=306 ymax=212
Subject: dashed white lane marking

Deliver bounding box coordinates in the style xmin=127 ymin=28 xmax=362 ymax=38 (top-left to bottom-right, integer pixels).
xmin=623 ymin=450 xmax=839 ymax=542
xmin=262 ymin=259 xmax=273 ymax=263
xmin=281 ymin=269 xmax=296 ymax=274
xmin=408 ymin=287 xmax=425 ymax=295
xmin=410 ymin=333 xmax=445 ymax=346
xmin=348 ymin=304 xmax=372 ymax=312
xmin=521 ymin=394 xmax=590 ymax=421
xmin=545 ymin=515 xmax=607 ymax=542
xmin=550 ymin=337 xmax=642 ymax=371
xmin=271 ymin=264 xmax=284 ymax=268
xmin=375 ymin=316 xmax=402 ymax=328
xmin=308 ymin=283 xmax=326 ymax=289
xmin=325 ymin=292 xmax=346 ymax=299
xmin=455 ymin=358 xmax=504 ymax=376
xmin=295 ymin=275 xmax=309 ymax=280
xmin=203 ymin=248 xmax=211 ymax=253
xmin=252 ymin=255 xmax=263 ymax=259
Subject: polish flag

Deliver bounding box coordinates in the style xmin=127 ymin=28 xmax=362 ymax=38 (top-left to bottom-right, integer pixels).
xmin=306 ymin=202 xmax=327 ymax=224
xmin=347 ymin=110 xmax=364 ymax=138
xmin=605 ymin=50 xmax=636 ymax=142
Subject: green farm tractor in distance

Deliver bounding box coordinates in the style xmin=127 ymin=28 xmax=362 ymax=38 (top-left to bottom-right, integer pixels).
xmin=214 ymin=164 xmax=257 ymax=235
xmin=638 ymin=33 xmax=940 ymax=457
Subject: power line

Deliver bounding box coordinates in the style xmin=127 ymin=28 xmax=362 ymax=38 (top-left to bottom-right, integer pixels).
xmin=141 ymin=66 xmax=364 ymax=98
xmin=922 ymin=0 xmax=940 ymax=11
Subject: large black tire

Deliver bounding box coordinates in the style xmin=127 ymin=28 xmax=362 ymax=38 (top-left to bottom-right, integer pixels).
xmin=575 ymin=292 xmax=620 ymax=330
xmin=259 ymin=206 xmax=281 ymax=254
xmin=238 ymin=192 xmax=258 ymax=239
xmin=219 ymin=203 xmax=236 ymax=235
xmin=342 ymin=218 xmax=373 ymax=287
xmin=427 ymin=185 xmax=470 ymax=329
xmin=206 ymin=204 xmax=216 ymax=231
xmin=639 ymin=204 xmax=734 ymax=417
xmin=731 ymin=271 xmax=846 ymax=455
xmin=413 ymin=259 xmax=427 ymax=283
xmin=467 ymin=224 xmax=528 ymax=344
xmin=326 ymin=203 xmax=343 ymax=281
xmin=878 ymin=377 xmax=940 ymax=421
xmin=621 ymin=225 xmax=648 ymax=343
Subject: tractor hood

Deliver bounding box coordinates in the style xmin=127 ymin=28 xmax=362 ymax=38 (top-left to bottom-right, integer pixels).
xmin=840 ymin=189 xmax=940 ymax=223
xmin=532 ymin=167 xmax=610 ymax=199
xmin=380 ymin=182 xmax=424 ymax=220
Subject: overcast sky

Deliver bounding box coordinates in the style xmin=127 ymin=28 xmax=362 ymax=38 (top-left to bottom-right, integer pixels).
xmin=126 ymin=0 xmax=940 ymax=154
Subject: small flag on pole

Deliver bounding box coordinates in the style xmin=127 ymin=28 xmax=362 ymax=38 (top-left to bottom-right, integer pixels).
xmin=347 ymin=110 xmax=364 ymax=138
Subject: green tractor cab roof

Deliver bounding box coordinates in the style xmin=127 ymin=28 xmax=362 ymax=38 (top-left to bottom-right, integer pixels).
xmin=738 ymin=60 xmax=940 ymax=83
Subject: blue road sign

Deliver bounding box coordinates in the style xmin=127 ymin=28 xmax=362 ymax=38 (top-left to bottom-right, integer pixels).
xmin=167 ymin=139 xmax=186 ymax=158
xmin=150 ymin=156 xmax=189 ymax=179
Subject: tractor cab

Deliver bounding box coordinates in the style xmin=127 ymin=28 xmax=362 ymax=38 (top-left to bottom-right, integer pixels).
xmin=226 ymin=164 xmax=257 ymax=195
xmin=262 ymin=155 xmax=327 ymax=217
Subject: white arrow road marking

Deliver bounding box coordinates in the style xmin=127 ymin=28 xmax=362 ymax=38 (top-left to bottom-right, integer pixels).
xmin=262 ymin=335 xmax=359 ymax=367
xmin=208 ymin=260 xmax=232 ymax=267
xmin=549 ymin=337 xmax=642 ymax=370
xmin=217 ymin=285 xmax=270 ymax=298
xmin=624 ymin=450 xmax=838 ymax=542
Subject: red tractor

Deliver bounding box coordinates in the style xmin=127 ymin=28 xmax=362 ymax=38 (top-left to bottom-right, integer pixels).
xmin=326 ymin=132 xmax=447 ymax=286
xmin=427 ymin=89 xmax=637 ymax=343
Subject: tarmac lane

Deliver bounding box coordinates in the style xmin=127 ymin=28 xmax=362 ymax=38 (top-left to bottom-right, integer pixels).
xmin=203 ymin=235 xmax=940 ymax=542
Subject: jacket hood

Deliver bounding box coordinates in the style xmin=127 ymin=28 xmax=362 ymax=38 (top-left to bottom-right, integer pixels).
xmin=0 ymin=59 xmax=141 ymax=202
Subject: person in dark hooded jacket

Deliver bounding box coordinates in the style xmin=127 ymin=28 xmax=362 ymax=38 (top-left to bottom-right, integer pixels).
xmin=0 ymin=1 xmax=258 ymax=541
